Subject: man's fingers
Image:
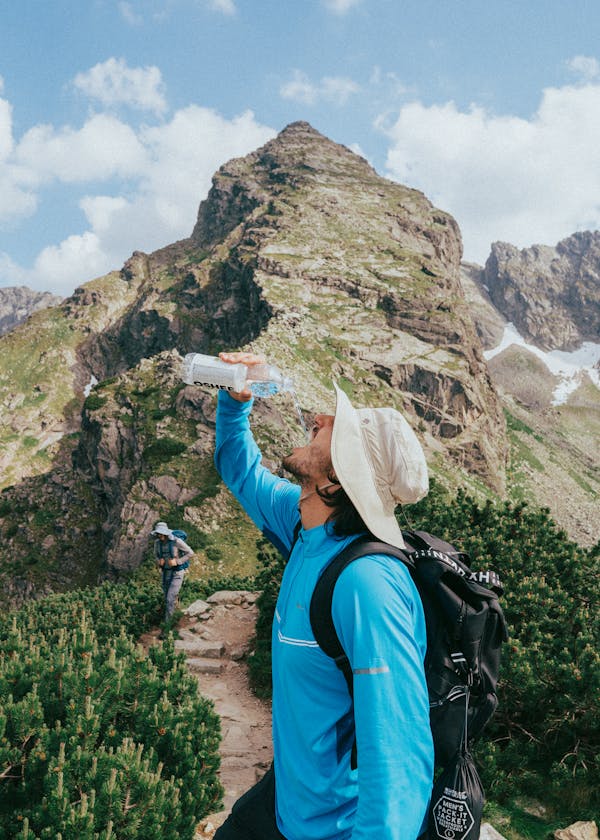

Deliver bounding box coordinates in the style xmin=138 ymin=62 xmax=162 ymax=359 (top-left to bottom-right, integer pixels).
xmin=219 ymin=351 xmax=266 ymax=366
xmin=228 ymin=387 xmax=253 ymax=403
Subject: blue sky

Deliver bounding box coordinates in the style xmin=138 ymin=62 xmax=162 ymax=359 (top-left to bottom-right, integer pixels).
xmin=1 ymin=0 xmax=600 ymax=296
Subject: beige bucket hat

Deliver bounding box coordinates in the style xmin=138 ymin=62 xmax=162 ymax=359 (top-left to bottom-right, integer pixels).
xmin=331 ymin=383 xmax=429 ymax=549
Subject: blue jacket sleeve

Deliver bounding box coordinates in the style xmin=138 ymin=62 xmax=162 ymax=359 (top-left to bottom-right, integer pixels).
xmin=332 ymin=555 xmax=434 ymax=840
xmin=214 ymin=391 xmax=301 ymax=555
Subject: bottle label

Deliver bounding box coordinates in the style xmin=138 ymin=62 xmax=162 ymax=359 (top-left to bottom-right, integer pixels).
xmin=191 ymin=379 xmax=235 ymax=391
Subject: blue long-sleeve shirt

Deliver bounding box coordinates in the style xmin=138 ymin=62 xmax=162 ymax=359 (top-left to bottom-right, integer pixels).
xmin=214 ymin=391 xmax=433 ymax=840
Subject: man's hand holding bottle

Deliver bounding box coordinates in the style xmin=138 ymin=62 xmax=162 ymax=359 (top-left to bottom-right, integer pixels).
xmin=218 ymin=351 xmax=266 ymax=402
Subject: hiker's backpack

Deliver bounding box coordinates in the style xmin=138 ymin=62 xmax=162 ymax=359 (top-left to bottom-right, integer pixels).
xmin=169 ymin=529 xmax=190 ymax=564
xmin=156 ymin=529 xmax=190 ymax=565
xmin=309 ymin=529 xmax=508 ymax=790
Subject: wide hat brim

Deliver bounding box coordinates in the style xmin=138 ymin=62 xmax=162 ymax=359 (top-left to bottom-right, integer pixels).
xmin=331 ymin=383 xmax=429 ymax=550
xmin=152 ymin=524 xmax=173 ymax=537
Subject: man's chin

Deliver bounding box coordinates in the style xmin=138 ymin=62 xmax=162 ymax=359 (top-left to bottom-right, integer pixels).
xmin=281 ymin=453 xmax=296 ymax=474
xmin=281 ymin=453 xmax=305 ymax=480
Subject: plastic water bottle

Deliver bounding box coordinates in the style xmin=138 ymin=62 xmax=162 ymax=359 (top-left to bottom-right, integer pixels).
xmin=181 ymin=353 xmax=294 ymax=397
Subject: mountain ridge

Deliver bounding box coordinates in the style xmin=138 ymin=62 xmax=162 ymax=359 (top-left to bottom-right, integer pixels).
xmin=0 ymin=121 xmax=597 ymax=606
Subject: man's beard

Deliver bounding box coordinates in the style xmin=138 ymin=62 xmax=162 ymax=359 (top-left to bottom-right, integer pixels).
xmin=281 ymin=451 xmax=311 ymax=484
xmin=281 ymin=447 xmax=333 ymax=487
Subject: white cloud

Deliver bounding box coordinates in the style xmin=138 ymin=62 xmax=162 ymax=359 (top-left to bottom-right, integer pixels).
xmin=0 ymin=94 xmax=39 ymax=225
xmin=208 ymin=0 xmax=237 ymax=14
xmin=323 ymin=0 xmax=362 ymax=13
xmin=0 ymin=171 xmax=37 ymax=225
xmin=15 ymin=114 xmax=148 ymax=185
xmin=381 ymin=82 xmax=600 ymax=263
xmin=566 ymin=55 xmax=600 ymax=82
xmin=73 ymin=57 xmax=167 ymax=115
xmin=80 ymin=195 xmax=129 ymax=234
xmin=280 ymin=70 xmax=360 ymax=105
xmin=138 ymin=107 xmax=272 ymax=231
xmin=321 ymin=76 xmax=361 ymax=103
xmin=32 ymin=233 xmax=109 ymax=295
xmin=118 ymin=2 xmax=143 ymax=26
xmin=0 ymin=94 xmax=13 ymax=161
xmin=280 ymin=71 xmax=318 ymax=105
xmin=0 ymin=251 xmax=27 ymax=286
xmin=0 ymin=105 xmax=275 ymax=295
xmin=369 ymin=66 xmax=408 ymax=98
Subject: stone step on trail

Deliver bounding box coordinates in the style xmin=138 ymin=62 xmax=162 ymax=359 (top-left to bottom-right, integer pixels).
xmin=186 ymin=657 xmax=224 ymax=675
xmin=175 ymin=632 xmax=226 ymax=658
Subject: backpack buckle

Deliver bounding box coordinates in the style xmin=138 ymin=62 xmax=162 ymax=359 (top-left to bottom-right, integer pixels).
xmin=450 ymin=651 xmax=468 ymax=674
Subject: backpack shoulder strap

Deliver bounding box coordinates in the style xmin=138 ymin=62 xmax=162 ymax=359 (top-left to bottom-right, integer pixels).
xmin=309 ymin=535 xmax=411 ymax=770
xmin=309 ymin=536 xmax=411 ymax=677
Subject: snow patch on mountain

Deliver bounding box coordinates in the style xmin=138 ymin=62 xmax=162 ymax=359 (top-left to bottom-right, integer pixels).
xmin=484 ymin=323 xmax=600 ymax=405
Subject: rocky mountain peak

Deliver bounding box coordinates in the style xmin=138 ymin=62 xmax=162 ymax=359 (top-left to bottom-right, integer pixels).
xmin=484 ymin=231 xmax=600 ymax=351
xmin=191 ymin=121 xmax=376 ymax=249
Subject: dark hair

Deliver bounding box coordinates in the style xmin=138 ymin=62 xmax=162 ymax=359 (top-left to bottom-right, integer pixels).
xmin=316 ymin=471 xmax=369 ymax=537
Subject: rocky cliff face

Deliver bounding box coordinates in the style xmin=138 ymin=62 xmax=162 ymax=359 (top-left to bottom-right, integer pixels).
xmin=462 ymin=248 xmax=599 ymax=549
xmin=0 ymin=121 xmax=509 ymax=606
xmin=0 ymin=286 xmax=61 ymax=336
xmin=484 ymin=232 xmax=600 ymax=350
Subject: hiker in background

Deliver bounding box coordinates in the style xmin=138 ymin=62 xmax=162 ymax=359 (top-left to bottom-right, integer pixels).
xmin=212 ymin=351 xmax=433 ymax=840
xmin=152 ymin=521 xmax=194 ymax=623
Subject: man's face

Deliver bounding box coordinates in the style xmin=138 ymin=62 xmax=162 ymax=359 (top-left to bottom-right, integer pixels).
xmin=282 ymin=414 xmax=335 ymax=484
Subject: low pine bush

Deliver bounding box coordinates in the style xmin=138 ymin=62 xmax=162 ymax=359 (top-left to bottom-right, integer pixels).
xmin=0 ymin=581 xmax=223 ymax=839
xmin=410 ymin=484 xmax=599 ymax=819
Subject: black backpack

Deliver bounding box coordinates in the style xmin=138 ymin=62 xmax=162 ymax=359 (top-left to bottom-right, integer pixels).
xmin=309 ymin=529 xmax=508 ymax=839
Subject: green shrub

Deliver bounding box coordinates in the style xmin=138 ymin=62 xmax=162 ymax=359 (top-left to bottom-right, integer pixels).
xmin=1 ymin=581 xmax=164 ymax=646
xmin=83 ymin=394 xmax=107 ymax=412
xmin=408 ymin=484 xmax=599 ymax=819
xmin=205 ymin=546 xmax=223 ymax=564
xmin=142 ymin=438 xmax=186 ymax=466
xmin=0 ymin=581 xmax=224 ymax=837
xmin=249 ymin=482 xmax=600 ymax=821
xmin=32 ymin=508 xmax=57 ymax=528
xmin=247 ymin=538 xmax=286 ymax=699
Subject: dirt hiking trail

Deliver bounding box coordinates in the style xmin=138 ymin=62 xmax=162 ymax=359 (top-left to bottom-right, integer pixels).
xmin=143 ymin=590 xmax=272 ymax=839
